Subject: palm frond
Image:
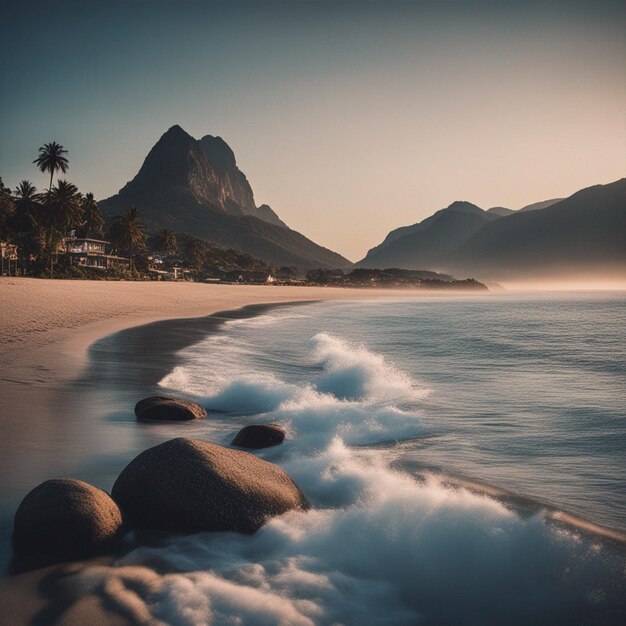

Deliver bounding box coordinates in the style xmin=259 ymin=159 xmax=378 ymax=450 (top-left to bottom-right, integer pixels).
xmin=33 ymin=141 xmax=69 ymax=175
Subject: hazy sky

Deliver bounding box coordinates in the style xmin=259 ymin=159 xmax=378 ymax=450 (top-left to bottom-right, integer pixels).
xmin=1 ymin=1 xmax=625 ymax=260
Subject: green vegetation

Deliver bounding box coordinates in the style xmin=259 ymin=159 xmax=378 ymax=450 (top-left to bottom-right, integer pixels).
xmin=306 ymin=267 xmax=487 ymax=290
xmin=81 ymin=193 xmax=105 ymax=238
xmin=108 ymin=207 xmax=147 ymax=271
xmin=1 ymin=141 xmax=108 ymax=277
xmin=1 ymin=141 xmax=278 ymax=281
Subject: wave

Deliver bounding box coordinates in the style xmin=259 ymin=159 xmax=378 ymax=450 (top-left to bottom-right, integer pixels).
xmin=68 ymin=331 xmax=625 ymax=624
xmin=56 ymin=439 xmax=626 ymax=625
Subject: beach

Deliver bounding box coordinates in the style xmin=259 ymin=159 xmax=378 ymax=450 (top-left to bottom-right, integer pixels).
xmin=0 ymin=277 xmax=428 ymax=408
xmin=1 ymin=280 xmax=625 ymax=625
xmin=0 ymin=278 xmax=425 ymax=624
xmin=0 ymin=277 xmax=439 ymax=488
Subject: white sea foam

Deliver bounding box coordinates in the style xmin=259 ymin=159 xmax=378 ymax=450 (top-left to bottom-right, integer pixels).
xmin=62 ymin=440 xmax=624 ymax=625
xmin=85 ymin=330 xmax=626 ymax=625
xmin=309 ymin=332 xmax=422 ymax=403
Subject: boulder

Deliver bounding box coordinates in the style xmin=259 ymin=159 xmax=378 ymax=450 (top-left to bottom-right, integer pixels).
xmin=112 ymin=437 xmax=308 ymax=534
xmin=232 ymin=424 xmax=286 ymax=449
xmin=13 ymin=479 xmax=123 ymax=561
xmin=134 ymin=396 xmax=207 ymax=421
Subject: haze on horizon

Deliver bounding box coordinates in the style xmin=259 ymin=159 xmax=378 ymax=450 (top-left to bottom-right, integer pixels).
xmin=1 ymin=0 xmax=625 ymax=261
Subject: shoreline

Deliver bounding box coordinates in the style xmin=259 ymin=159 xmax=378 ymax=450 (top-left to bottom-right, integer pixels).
xmin=0 ymin=299 xmax=318 ymax=574
xmin=0 ymin=279 xmax=486 ymax=564
xmin=81 ymin=300 xmax=317 ymax=392
xmin=0 ymin=282 xmax=483 ymax=623
xmin=0 ymin=277 xmax=487 ymax=388
xmin=1 ymin=282 xmax=625 ymax=623
xmin=0 ymin=278 xmax=500 ymax=457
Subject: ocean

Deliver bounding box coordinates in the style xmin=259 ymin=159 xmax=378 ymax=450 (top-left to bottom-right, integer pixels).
xmin=1 ymin=292 xmax=625 ymax=624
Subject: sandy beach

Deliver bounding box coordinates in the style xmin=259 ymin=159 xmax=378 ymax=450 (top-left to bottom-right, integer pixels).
xmin=0 ymin=277 xmax=453 ymax=389
xmin=0 ymin=277 xmax=436 ymax=481
xmin=0 ymin=278 xmax=350 ymax=382
xmin=0 ymin=278 xmax=437 ymax=623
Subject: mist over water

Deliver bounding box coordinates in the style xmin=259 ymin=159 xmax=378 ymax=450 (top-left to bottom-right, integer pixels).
xmin=62 ymin=293 xmax=625 ymax=625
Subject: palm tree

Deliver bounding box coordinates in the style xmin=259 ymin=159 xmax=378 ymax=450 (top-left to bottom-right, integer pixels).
xmin=34 ymin=142 xmax=69 ymax=277
xmin=46 ymin=180 xmax=83 ymax=275
xmin=109 ymin=207 xmax=147 ymax=271
xmin=81 ymin=193 xmax=105 ymax=238
xmin=33 ymin=142 xmax=69 ymax=203
xmin=0 ymin=178 xmax=15 ymax=241
xmin=14 ymin=180 xmax=39 ymax=226
xmin=49 ymin=180 xmax=83 ymax=234
xmin=155 ymin=227 xmax=177 ymax=257
xmin=12 ymin=180 xmax=44 ymax=274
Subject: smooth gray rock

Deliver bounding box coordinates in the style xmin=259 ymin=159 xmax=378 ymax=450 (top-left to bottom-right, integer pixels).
xmin=232 ymin=424 xmax=286 ymax=449
xmin=13 ymin=479 xmax=123 ymax=561
xmin=112 ymin=437 xmax=308 ymax=534
xmin=134 ymin=396 xmax=207 ymax=421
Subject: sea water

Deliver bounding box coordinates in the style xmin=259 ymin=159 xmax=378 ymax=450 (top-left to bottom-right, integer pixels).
xmin=4 ymin=293 xmax=626 ymax=624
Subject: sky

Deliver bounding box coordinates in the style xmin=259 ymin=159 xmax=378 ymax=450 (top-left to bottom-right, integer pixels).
xmin=1 ymin=1 xmax=625 ymax=261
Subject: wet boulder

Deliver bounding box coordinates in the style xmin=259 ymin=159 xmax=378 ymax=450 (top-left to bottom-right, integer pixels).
xmin=112 ymin=437 xmax=308 ymax=534
xmin=13 ymin=479 xmax=123 ymax=562
xmin=134 ymin=396 xmax=207 ymax=421
xmin=232 ymin=424 xmax=286 ymax=449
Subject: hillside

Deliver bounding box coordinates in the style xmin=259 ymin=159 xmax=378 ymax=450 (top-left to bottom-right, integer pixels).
xmin=358 ymin=201 xmax=498 ymax=269
xmin=357 ymin=179 xmax=626 ymax=280
xmin=444 ymin=179 xmax=626 ymax=279
xmin=100 ymin=126 xmax=350 ymax=269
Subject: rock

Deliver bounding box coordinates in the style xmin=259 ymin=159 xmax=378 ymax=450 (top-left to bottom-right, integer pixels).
xmin=232 ymin=424 xmax=286 ymax=449
xmin=112 ymin=438 xmax=308 ymax=534
xmin=13 ymin=479 xmax=123 ymax=561
xmin=134 ymin=396 xmax=207 ymax=421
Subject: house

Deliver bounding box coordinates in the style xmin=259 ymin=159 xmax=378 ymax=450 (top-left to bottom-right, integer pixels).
xmin=59 ymin=236 xmax=130 ymax=270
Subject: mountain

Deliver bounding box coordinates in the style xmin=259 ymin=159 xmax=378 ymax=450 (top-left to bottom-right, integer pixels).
xmin=518 ymin=198 xmax=563 ymax=213
xmin=358 ymin=179 xmax=626 ymax=280
xmin=255 ymin=204 xmax=288 ymax=229
xmin=444 ymin=179 xmax=626 ymax=279
xmin=487 ymin=206 xmax=516 ymax=217
xmin=485 ymin=199 xmax=562 ymax=217
xmin=357 ymin=201 xmax=499 ymax=269
xmin=100 ymin=125 xmax=349 ymax=269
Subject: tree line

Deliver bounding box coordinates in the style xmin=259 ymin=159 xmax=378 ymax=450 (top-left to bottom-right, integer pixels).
xmin=0 ymin=141 xmax=165 ymax=276
xmin=0 ymin=141 xmax=277 ymax=279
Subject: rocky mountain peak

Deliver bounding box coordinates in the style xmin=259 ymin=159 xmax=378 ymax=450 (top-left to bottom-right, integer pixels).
xmin=100 ymin=124 xmax=351 ymax=269
xmin=198 ymin=135 xmax=237 ymax=173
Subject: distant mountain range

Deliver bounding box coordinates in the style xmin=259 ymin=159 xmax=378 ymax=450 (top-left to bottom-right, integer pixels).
xmin=100 ymin=125 xmax=350 ymax=269
xmin=358 ymin=179 xmax=626 ymax=280
xmin=100 ymin=127 xmax=624 ymax=279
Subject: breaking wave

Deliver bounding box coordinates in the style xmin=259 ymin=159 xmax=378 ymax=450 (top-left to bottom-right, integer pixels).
xmin=67 ymin=329 xmax=625 ymax=625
